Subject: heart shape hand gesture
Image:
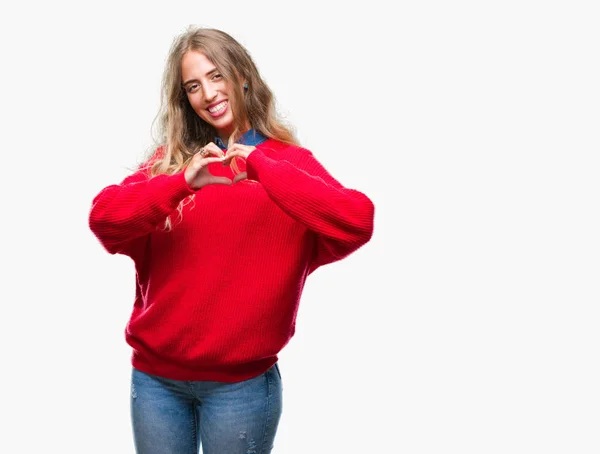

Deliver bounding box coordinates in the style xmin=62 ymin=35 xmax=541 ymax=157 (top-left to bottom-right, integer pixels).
xmin=221 ymin=143 xmax=257 ymax=184
xmin=184 ymin=142 xmax=257 ymax=190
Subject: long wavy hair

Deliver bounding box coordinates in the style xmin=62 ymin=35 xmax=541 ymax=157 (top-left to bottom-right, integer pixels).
xmin=142 ymin=26 xmax=299 ymax=230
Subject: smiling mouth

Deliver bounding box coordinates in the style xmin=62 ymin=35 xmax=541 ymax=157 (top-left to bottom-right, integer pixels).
xmin=208 ymin=101 xmax=228 ymax=114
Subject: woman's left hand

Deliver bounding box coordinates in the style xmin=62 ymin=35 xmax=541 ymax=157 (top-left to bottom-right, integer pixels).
xmin=221 ymin=144 xmax=256 ymax=183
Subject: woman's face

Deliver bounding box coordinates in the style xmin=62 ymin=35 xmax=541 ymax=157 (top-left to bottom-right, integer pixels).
xmin=181 ymin=50 xmax=237 ymax=140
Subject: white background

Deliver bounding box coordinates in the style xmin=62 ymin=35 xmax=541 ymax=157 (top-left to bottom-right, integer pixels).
xmin=1 ymin=1 xmax=598 ymax=453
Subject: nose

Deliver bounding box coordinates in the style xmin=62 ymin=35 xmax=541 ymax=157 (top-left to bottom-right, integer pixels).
xmin=203 ymin=82 xmax=218 ymax=102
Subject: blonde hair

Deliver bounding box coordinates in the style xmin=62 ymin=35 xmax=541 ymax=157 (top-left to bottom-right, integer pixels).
xmin=142 ymin=26 xmax=299 ymax=230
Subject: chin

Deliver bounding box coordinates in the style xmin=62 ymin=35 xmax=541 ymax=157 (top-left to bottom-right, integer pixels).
xmin=215 ymin=121 xmax=235 ymax=136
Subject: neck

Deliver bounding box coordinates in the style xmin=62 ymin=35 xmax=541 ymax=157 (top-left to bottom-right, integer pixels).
xmin=217 ymin=126 xmax=252 ymax=144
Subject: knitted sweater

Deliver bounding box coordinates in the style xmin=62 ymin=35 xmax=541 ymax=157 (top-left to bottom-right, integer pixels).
xmin=89 ymin=138 xmax=375 ymax=382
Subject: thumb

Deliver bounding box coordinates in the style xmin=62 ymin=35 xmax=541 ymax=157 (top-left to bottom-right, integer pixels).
xmin=211 ymin=176 xmax=234 ymax=185
xmin=233 ymin=172 xmax=248 ymax=184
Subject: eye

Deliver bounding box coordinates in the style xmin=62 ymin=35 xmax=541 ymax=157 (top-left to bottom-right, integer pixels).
xmin=212 ymin=73 xmax=222 ymax=80
xmin=186 ymin=83 xmax=200 ymax=93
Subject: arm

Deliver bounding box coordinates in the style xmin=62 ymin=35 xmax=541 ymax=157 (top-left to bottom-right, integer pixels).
xmin=245 ymin=146 xmax=375 ymax=271
xmin=88 ymin=163 xmax=196 ymax=255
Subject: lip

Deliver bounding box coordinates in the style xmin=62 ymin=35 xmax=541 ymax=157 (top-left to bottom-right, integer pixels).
xmin=207 ymin=99 xmax=227 ymax=109
xmin=207 ymin=100 xmax=228 ymax=118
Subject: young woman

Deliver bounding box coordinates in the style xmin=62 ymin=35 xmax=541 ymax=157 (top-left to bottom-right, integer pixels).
xmin=89 ymin=26 xmax=375 ymax=454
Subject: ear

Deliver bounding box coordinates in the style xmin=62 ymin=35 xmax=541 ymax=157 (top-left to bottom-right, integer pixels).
xmin=233 ymin=71 xmax=247 ymax=91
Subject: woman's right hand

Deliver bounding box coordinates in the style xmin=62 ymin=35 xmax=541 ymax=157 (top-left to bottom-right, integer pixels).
xmin=184 ymin=142 xmax=232 ymax=190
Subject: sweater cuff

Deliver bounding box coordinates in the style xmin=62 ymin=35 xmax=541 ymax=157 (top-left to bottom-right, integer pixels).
xmin=245 ymin=148 xmax=269 ymax=181
xmin=168 ymin=169 xmax=197 ymax=198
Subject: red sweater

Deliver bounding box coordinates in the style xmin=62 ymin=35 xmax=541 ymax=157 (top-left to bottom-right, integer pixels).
xmin=89 ymin=139 xmax=374 ymax=382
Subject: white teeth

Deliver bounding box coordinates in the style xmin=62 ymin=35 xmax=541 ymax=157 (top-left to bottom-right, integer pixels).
xmin=208 ymin=101 xmax=227 ymax=113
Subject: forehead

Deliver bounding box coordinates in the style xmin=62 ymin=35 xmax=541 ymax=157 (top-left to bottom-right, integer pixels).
xmin=181 ymin=50 xmax=216 ymax=77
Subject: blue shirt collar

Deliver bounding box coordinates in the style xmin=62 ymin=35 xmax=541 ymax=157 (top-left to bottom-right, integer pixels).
xmin=215 ymin=129 xmax=268 ymax=150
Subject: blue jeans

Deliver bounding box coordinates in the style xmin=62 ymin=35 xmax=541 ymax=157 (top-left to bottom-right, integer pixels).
xmin=130 ymin=363 xmax=283 ymax=454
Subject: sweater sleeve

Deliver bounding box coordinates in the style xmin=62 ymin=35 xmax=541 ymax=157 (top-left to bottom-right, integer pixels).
xmin=245 ymin=146 xmax=375 ymax=272
xmin=88 ymin=163 xmax=196 ymax=255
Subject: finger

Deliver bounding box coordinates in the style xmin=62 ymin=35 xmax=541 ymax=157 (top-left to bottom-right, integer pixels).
xmin=233 ymin=172 xmax=248 ymax=183
xmin=221 ymin=149 xmax=245 ymax=165
xmin=230 ymin=143 xmax=250 ymax=150
xmin=196 ymin=146 xmax=221 ymax=159
xmin=226 ymin=145 xmax=253 ymax=162
xmin=203 ymin=142 xmax=226 ymax=158
xmin=208 ymin=176 xmax=233 ymax=185
xmin=232 ymin=144 xmax=255 ymax=153
xmin=227 ymin=144 xmax=248 ymax=154
xmin=201 ymin=156 xmax=226 ymax=164
xmin=196 ymin=156 xmax=225 ymax=168
xmin=221 ymin=150 xmax=236 ymax=165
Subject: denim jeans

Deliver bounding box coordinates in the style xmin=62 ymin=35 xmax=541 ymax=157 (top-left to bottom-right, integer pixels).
xmin=130 ymin=363 xmax=283 ymax=454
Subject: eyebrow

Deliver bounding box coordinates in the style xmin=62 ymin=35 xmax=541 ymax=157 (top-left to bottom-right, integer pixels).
xmin=182 ymin=68 xmax=219 ymax=86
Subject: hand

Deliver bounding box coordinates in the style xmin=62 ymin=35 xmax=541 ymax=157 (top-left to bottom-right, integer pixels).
xmin=221 ymin=144 xmax=257 ymax=183
xmin=184 ymin=142 xmax=232 ymax=190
